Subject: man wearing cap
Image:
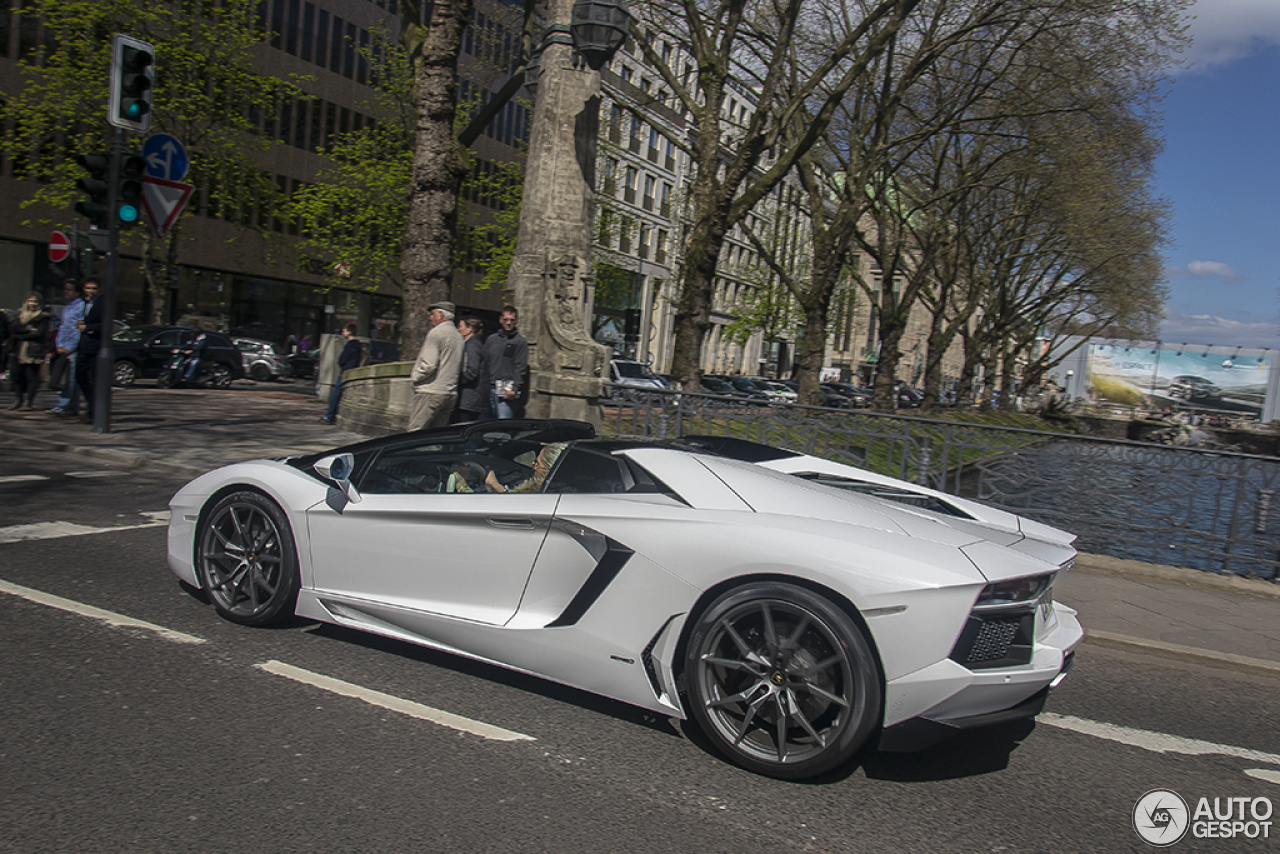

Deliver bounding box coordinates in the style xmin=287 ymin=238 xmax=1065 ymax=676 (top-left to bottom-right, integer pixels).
xmin=408 ymin=300 xmax=464 ymax=431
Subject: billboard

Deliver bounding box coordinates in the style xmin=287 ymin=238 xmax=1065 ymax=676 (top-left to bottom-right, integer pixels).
xmin=1082 ymin=342 xmax=1271 ymax=417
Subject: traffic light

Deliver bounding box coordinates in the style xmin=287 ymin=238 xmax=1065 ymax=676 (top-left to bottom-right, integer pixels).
xmin=109 ymin=34 xmax=154 ymax=132
xmin=117 ymin=152 xmax=146 ymax=227
xmin=75 ymin=153 xmax=111 ymax=228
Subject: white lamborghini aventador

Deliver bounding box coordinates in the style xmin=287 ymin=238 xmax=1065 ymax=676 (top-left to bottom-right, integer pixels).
xmin=167 ymin=419 xmax=1082 ymax=780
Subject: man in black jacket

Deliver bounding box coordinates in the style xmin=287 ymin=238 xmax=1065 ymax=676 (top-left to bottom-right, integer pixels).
xmin=485 ymin=305 xmax=528 ymax=419
xmin=73 ymin=278 xmax=102 ymax=424
xmin=321 ymin=323 xmax=362 ymax=424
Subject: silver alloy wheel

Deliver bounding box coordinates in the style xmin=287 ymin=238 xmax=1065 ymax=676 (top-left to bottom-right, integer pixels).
xmin=197 ymin=493 xmax=295 ymax=624
xmin=205 ymin=364 xmax=232 ymax=388
xmin=113 ymin=360 xmax=138 ymax=387
xmin=686 ymin=584 xmax=879 ymax=778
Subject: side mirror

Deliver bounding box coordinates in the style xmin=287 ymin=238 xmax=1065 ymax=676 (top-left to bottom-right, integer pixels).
xmin=314 ymin=453 xmax=361 ymax=504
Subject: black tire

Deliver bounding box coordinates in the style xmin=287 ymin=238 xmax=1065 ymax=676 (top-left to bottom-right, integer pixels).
xmin=203 ymin=363 xmax=232 ymax=389
xmin=684 ymin=582 xmax=881 ymax=780
xmin=113 ymin=360 xmax=138 ymax=387
xmin=195 ymin=491 xmax=300 ymax=626
xmin=249 ymin=363 xmax=272 ymax=383
xmin=156 ymin=369 xmax=177 ymax=389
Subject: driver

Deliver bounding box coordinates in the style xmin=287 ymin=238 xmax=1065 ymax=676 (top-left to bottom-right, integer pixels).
xmin=483 ymin=442 xmax=567 ymax=494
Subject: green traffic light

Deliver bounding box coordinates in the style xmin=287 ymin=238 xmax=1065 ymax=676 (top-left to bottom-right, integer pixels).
xmin=119 ymin=204 xmax=140 ymax=224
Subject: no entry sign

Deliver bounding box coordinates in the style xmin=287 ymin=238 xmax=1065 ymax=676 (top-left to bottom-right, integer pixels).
xmin=48 ymin=230 xmax=71 ymax=263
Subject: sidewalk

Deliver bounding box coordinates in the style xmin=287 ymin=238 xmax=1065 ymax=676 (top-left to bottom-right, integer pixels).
xmin=3 ymin=383 xmax=1277 ymax=679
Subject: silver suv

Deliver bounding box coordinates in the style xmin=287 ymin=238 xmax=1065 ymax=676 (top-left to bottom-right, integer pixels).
xmin=233 ymin=337 xmax=292 ymax=382
xmin=1167 ymin=374 xmax=1221 ymax=401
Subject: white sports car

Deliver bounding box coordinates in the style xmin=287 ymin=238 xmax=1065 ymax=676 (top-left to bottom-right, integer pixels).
xmin=167 ymin=419 xmax=1082 ymax=779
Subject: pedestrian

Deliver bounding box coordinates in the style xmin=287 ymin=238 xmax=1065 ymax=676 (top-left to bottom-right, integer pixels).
xmin=453 ymin=315 xmax=489 ymax=423
xmin=48 ymin=279 xmax=85 ymax=416
xmin=320 ymin=323 xmax=362 ymax=424
xmin=74 ymin=278 xmax=103 ymax=424
xmin=485 ymin=304 xmax=528 ymax=419
xmin=8 ymin=292 xmax=53 ymax=410
xmin=407 ymin=301 xmax=463 ymax=431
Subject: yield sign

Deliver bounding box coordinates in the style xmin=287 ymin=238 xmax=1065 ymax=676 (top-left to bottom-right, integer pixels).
xmin=141 ymin=175 xmax=196 ymax=237
xmin=49 ymin=230 xmax=71 ymax=263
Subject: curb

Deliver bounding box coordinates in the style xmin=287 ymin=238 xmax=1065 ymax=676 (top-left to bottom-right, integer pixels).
xmin=1084 ymin=630 xmax=1280 ymax=680
xmin=0 ymin=432 xmax=210 ymax=479
xmin=1074 ymin=552 xmax=1280 ymax=600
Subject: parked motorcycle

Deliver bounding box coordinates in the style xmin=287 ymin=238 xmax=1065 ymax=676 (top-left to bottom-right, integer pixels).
xmin=156 ymin=348 xmax=233 ymax=389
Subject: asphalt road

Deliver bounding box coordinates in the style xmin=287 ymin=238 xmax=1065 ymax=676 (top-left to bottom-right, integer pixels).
xmin=3 ymin=448 xmax=1278 ymax=853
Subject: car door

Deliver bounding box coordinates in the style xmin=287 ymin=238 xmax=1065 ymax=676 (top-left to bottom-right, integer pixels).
xmin=304 ymin=435 xmax=560 ymax=625
xmin=143 ymin=328 xmax=186 ymax=375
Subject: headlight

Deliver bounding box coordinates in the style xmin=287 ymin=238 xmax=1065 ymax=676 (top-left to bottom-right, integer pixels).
xmin=974 ymin=573 xmax=1055 ymax=608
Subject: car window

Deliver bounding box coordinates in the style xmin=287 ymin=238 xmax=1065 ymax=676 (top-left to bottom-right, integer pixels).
xmin=357 ymin=436 xmax=544 ymax=496
xmin=544 ymin=448 xmax=631 ymax=494
xmin=152 ymin=330 xmax=184 ymax=348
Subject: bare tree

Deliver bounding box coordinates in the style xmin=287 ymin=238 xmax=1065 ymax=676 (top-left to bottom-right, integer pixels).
xmin=627 ymin=0 xmax=921 ymax=387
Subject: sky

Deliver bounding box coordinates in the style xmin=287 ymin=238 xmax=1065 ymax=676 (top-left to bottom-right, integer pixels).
xmin=1155 ymin=0 xmax=1280 ymax=349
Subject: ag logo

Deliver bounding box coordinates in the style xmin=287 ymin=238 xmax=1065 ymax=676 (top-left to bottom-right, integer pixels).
xmin=1134 ymin=789 xmax=1190 ymax=846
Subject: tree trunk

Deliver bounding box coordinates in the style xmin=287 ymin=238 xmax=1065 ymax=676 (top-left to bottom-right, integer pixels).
xmin=398 ymin=0 xmax=473 ymax=357
xmin=669 ymin=190 xmax=729 ymax=387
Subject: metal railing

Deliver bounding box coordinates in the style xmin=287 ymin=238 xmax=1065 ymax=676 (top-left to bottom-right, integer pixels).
xmin=600 ymin=387 xmax=1280 ymax=581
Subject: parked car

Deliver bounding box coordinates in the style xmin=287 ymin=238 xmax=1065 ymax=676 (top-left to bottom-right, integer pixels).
xmin=823 ymin=382 xmax=872 ymax=408
xmin=895 ymin=382 xmax=925 ymax=408
xmin=1168 ymin=374 xmax=1221 ymax=401
xmin=705 ymin=375 xmax=773 ymax=403
xmin=608 ymin=359 xmax=669 ymax=400
xmin=233 ymin=337 xmax=292 ymax=382
xmin=745 ymin=376 xmax=798 ymax=402
xmin=167 ymin=419 xmax=1081 ymax=780
xmin=111 ymin=325 xmax=244 ymax=387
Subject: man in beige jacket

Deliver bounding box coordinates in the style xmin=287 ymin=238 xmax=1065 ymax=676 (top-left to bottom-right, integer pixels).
xmin=408 ymin=301 xmax=464 ymax=430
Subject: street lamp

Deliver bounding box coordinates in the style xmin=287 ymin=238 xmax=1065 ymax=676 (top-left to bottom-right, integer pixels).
xmin=570 ymin=0 xmax=631 ymax=70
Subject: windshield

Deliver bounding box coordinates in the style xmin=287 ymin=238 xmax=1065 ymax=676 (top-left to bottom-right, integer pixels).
xmin=614 ymin=361 xmax=656 ymax=379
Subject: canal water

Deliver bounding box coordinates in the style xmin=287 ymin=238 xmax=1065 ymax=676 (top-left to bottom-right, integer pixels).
xmin=954 ymin=439 xmax=1280 ymax=580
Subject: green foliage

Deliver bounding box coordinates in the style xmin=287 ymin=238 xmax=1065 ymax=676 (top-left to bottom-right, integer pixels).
xmin=0 ymin=0 xmax=301 ymax=229
xmin=455 ymin=153 xmax=524 ymax=291
xmin=290 ymin=33 xmax=414 ymax=290
xmin=290 ymin=31 xmax=524 ymax=292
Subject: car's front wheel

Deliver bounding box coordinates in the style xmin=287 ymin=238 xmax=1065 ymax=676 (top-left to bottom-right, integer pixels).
xmin=196 ymin=491 xmax=300 ymax=626
xmin=113 ymin=360 xmax=138 ymax=387
xmin=202 ymin=363 xmax=232 ymax=389
xmin=684 ymin=582 xmax=881 ymax=779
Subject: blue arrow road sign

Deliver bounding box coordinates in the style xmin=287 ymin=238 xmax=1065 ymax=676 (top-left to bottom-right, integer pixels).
xmin=143 ymin=133 xmax=189 ymax=182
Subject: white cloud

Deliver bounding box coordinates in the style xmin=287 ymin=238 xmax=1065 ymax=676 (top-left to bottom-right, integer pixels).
xmin=1181 ymin=0 xmax=1280 ymax=70
xmin=1167 ymin=260 xmax=1243 ymax=281
xmin=1160 ymin=309 xmax=1280 ymax=348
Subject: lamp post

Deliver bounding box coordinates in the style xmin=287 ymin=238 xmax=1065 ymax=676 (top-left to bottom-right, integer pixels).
xmin=506 ymin=0 xmax=629 ymax=423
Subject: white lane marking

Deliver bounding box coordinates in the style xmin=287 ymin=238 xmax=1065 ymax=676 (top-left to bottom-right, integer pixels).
xmin=66 ymin=471 xmax=119 ymax=478
xmin=1041 ymin=713 xmax=1280 ymax=766
xmin=0 ymin=475 xmax=49 ymax=484
xmin=1245 ymin=769 xmax=1280 ymax=786
xmin=256 ymin=660 xmax=535 ymax=743
xmin=0 ymin=511 xmax=168 ymax=544
xmin=0 ymin=579 xmax=207 ymax=645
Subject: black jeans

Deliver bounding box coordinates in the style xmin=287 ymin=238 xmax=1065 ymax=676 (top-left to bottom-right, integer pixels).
xmin=75 ymin=349 xmax=98 ymax=417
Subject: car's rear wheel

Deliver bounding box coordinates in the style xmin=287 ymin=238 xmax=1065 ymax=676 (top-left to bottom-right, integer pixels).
xmin=203 ymin=363 xmax=232 ymax=389
xmin=684 ymin=582 xmax=881 ymax=780
xmin=113 ymin=360 xmax=138 ymax=387
xmin=249 ymin=363 xmax=272 ymax=382
xmin=196 ymin=491 xmax=299 ymax=626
